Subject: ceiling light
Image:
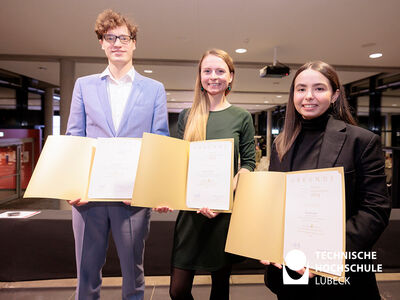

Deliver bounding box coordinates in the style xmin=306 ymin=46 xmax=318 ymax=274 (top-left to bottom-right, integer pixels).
xmin=392 ymin=104 xmax=397 ymax=107
xmin=170 ymin=98 xmax=176 ymax=101
xmin=235 ymin=48 xmax=247 ymax=54
xmin=264 ymin=100 xmax=269 ymax=103
xmin=369 ymin=53 xmax=382 ymax=59
xmin=276 ymin=95 xmax=282 ymax=98
xmin=166 ymin=92 xmax=171 ymax=96
xmin=144 ymin=69 xmax=153 ymax=73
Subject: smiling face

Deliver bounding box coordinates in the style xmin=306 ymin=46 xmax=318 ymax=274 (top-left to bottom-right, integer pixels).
xmin=200 ymin=54 xmax=233 ymax=96
xmin=100 ymin=25 xmax=136 ymax=67
xmin=293 ymin=68 xmax=339 ymax=119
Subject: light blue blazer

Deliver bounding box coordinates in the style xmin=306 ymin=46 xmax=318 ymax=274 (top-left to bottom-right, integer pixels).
xmin=66 ymin=71 xmax=169 ymax=138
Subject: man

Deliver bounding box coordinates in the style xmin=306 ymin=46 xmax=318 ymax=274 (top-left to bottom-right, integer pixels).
xmin=66 ymin=9 xmax=169 ymax=300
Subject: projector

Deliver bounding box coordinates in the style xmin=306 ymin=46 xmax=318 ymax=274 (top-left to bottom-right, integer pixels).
xmin=259 ymin=64 xmax=290 ymax=78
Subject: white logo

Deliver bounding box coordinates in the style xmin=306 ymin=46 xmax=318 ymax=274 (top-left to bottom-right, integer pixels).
xmin=283 ymin=249 xmax=309 ymax=285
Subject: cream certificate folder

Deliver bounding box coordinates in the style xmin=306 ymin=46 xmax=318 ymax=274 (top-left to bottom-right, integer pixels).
xmin=87 ymin=138 xmax=141 ymax=199
xmin=24 ymin=135 xmax=141 ymax=201
xmin=225 ymin=167 xmax=346 ymax=280
xmin=131 ymin=133 xmax=234 ymax=211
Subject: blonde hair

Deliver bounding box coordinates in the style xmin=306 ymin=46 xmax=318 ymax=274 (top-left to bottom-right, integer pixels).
xmin=183 ymin=49 xmax=235 ymax=141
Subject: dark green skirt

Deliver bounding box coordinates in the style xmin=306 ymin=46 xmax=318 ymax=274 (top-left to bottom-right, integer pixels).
xmin=171 ymin=211 xmax=244 ymax=272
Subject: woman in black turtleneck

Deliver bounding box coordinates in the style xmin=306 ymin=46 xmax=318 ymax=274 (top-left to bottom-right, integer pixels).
xmin=291 ymin=111 xmax=330 ymax=171
xmin=263 ymin=61 xmax=390 ymax=300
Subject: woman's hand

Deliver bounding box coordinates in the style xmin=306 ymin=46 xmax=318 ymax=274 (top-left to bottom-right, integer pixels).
xmin=259 ymin=260 xmax=282 ymax=269
xmin=233 ymin=168 xmax=250 ymax=191
xmin=198 ymin=207 xmax=219 ymax=218
xmin=259 ymin=261 xmax=315 ymax=278
xmin=123 ymin=200 xmax=132 ymax=205
xmin=67 ymin=198 xmax=88 ymax=206
xmin=296 ymin=267 xmax=316 ymax=278
xmin=153 ymin=206 xmax=174 ymax=213
xmin=233 ymin=174 xmax=239 ymax=191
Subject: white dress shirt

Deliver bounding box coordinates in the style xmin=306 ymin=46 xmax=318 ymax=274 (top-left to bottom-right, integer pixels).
xmin=100 ymin=67 xmax=135 ymax=132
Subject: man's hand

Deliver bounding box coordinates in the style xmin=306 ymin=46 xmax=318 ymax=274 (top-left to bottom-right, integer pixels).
xmin=67 ymin=198 xmax=88 ymax=206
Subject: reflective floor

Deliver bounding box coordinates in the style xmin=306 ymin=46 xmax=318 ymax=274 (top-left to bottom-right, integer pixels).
xmin=1 ymin=198 xmax=399 ymax=299
xmin=1 ymin=275 xmax=400 ymax=300
xmin=0 ymin=276 xmax=272 ymax=300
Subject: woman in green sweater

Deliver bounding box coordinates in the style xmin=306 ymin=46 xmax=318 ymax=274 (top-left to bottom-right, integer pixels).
xmin=168 ymin=49 xmax=256 ymax=300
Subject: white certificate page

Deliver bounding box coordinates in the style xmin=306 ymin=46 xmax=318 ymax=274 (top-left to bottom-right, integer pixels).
xmin=186 ymin=140 xmax=232 ymax=210
xmin=283 ymin=170 xmax=344 ymax=276
xmin=88 ymin=138 xmax=141 ymax=199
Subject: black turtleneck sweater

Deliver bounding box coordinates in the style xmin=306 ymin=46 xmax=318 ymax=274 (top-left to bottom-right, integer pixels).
xmin=290 ymin=112 xmax=330 ymax=171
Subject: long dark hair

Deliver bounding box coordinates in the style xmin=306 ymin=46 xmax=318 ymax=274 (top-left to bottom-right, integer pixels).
xmin=274 ymin=61 xmax=357 ymax=161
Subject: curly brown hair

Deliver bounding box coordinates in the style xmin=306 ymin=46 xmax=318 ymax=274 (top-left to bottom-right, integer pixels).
xmin=94 ymin=9 xmax=138 ymax=41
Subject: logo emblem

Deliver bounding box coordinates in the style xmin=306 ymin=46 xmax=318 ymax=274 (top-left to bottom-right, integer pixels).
xmin=283 ymin=249 xmax=309 ymax=285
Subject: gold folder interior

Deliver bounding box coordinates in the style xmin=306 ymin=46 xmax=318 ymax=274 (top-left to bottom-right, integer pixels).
xmin=225 ymin=167 xmax=346 ymax=280
xmin=131 ymin=133 xmax=234 ymax=212
xmin=24 ymin=135 xmax=94 ymax=201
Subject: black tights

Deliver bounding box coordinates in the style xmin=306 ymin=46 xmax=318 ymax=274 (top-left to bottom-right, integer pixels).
xmin=169 ymin=265 xmax=232 ymax=300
